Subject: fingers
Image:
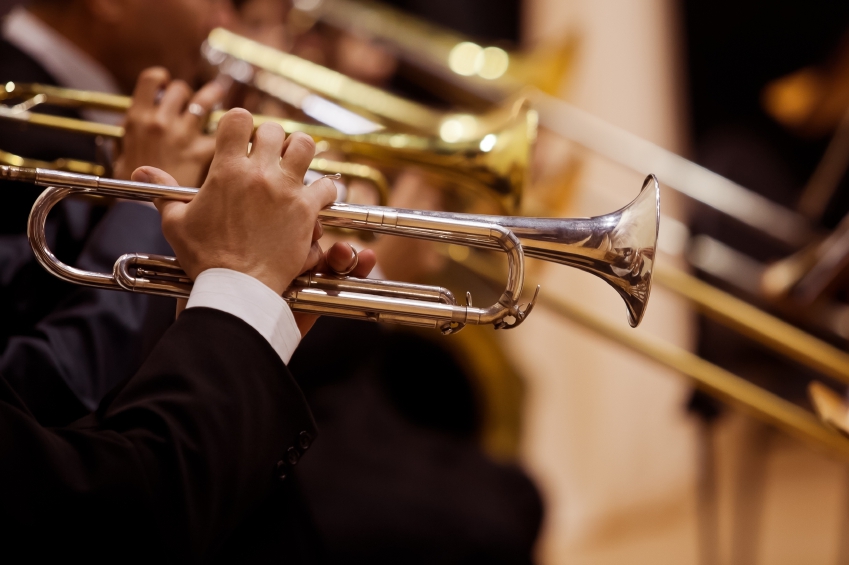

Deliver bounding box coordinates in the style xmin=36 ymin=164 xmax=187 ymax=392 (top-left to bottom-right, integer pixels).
xmin=132 ymin=165 xmax=178 ymax=186
xmin=279 ymin=132 xmax=316 ymax=180
xmin=180 ymin=80 xmax=225 ymax=129
xmin=305 ymin=177 xmax=338 ymax=211
xmin=249 ymin=121 xmax=286 ymax=167
xmin=212 ymin=108 xmax=254 ymax=161
xmin=157 ymin=80 xmax=192 ymax=119
xmin=130 ymin=67 xmax=170 ymax=111
xmin=349 ymin=248 xmax=377 ymax=278
xmin=302 ymin=241 xmax=324 ymax=274
xmin=326 ymin=242 xmax=358 ymax=274
xmin=312 ymin=220 xmax=323 ymax=242
xmin=323 ymin=243 xmax=378 ymax=277
xmin=131 ymin=166 xmax=183 ymax=217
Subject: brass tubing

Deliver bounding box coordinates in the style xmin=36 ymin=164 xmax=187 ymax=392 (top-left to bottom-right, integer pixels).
xmin=1 ymin=82 xmax=533 ymax=212
xmin=540 ymin=290 xmax=849 ymax=461
xmin=656 ymin=264 xmax=849 ymax=385
xmin=456 ymin=251 xmax=849 ymax=460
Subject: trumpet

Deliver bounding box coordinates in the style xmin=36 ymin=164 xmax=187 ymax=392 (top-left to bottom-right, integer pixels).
xmin=0 ymin=81 xmax=534 ymax=213
xmin=3 ymin=165 xmax=659 ymax=331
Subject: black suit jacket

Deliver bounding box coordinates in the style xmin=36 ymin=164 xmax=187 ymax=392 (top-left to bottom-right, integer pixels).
xmin=0 ymin=39 xmax=176 ymax=425
xmin=0 ymin=307 xmax=316 ymax=562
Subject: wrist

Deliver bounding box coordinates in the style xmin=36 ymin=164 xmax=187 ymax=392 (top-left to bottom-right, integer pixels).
xmin=238 ymin=267 xmax=292 ymax=297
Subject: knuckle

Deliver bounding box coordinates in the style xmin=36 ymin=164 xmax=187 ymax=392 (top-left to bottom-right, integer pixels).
xmin=256 ymin=120 xmax=283 ymax=137
xmin=289 ymin=133 xmax=316 ymax=154
xmin=149 ymin=116 xmax=169 ymax=134
xmin=171 ymin=79 xmax=191 ymax=95
xmin=140 ymin=66 xmax=169 ymax=84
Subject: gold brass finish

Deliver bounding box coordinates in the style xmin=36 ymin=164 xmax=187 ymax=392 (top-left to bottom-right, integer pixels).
xmin=0 ymin=148 xmax=105 ymax=176
xmin=809 ymin=381 xmax=849 ymax=438
xmin=457 ymin=250 xmax=849 ymax=460
xmin=205 ymin=27 xmax=536 ymax=142
xmin=0 ymin=82 xmax=535 ymax=212
xmin=290 ymin=0 xmax=575 ymax=102
xmin=656 ymin=264 xmax=849 ymax=386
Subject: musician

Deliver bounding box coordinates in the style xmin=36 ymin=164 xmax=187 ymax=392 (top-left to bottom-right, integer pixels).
xmin=0 ymin=108 xmax=367 ymax=561
xmin=222 ymin=2 xmax=544 ymax=563
xmin=0 ymin=0 xmax=233 ymax=424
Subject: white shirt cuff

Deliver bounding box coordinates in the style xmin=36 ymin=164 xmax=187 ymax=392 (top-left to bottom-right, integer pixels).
xmin=186 ymin=268 xmax=301 ymax=364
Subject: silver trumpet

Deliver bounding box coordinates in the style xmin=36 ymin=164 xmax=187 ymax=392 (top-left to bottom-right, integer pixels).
xmin=2 ymin=165 xmax=659 ymax=332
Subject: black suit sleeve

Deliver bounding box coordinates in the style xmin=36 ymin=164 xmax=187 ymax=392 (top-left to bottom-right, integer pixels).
xmin=0 ymin=307 xmax=316 ymax=562
xmin=0 ymin=202 xmax=176 ymax=425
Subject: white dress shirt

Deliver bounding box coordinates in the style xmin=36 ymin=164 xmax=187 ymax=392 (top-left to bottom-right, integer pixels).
xmin=187 ymin=269 xmax=302 ymax=364
xmin=3 ymin=7 xmax=303 ymax=365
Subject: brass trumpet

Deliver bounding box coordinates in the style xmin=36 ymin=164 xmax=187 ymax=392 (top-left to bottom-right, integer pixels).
xmin=1 ymin=165 xmax=659 ymax=331
xmin=0 ymin=81 xmax=535 ymax=213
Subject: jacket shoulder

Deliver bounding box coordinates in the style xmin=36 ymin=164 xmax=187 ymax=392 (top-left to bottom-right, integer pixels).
xmin=0 ymin=39 xmax=57 ymax=84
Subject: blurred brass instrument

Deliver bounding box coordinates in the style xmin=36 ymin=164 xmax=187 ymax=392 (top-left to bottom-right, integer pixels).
xmin=458 ymin=249 xmax=849 ymax=460
xmin=0 ymin=147 xmax=105 ymax=176
xmin=0 ymin=82 xmax=538 ymax=213
xmin=1 ymin=165 xmax=659 ymax=332
xmin=289 ymin=0 xmax=575 ymax=103
xmin=205 ymin=28 xmax=534 ymax=141
xmin=243 ymin=3 xmax=815 ymax=249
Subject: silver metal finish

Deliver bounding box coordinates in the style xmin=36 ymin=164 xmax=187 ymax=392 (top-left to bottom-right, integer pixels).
xmin=371 ymin=175 xmax=661 ymax=327
xmin=6 ymin=165 xmax=658 ymax=331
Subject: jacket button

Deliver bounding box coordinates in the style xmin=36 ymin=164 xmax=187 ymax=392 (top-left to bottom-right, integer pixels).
xmin=276 ymin=460 xmax=287 ymax=481
xmin=298 ymin=431 xmax=312 ymax=450
xmin=287 ymin=447 xmax=300 ymax=466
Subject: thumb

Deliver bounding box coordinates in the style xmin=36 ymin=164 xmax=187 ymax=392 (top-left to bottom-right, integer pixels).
xmin=131 ymin=166 xmax=183 ymax=216
xmin=131 ymin=165 xmax=179 ymax=186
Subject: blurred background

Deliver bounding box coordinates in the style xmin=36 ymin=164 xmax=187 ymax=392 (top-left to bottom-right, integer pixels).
xmin=6 ymin=0 xmax=849 ymax=563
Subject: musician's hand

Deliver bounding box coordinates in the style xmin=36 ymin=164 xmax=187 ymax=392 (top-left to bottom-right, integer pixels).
xmin=133 ymin=108 xmax=338 ymax=298
xmin=292 ymin=242 xmax=377 ymax=336
xmin=114 ymin=67 xmax=224 ymax=186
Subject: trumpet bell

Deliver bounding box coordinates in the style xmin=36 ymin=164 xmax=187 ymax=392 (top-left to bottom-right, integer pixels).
xmin=407 ymin=175 xmax=660 ymax=326
xmin=510 ymin=174 xmax=660 ymax=327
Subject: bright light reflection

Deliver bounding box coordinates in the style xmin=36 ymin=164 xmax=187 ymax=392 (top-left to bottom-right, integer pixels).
xmin=440 ymin=119 xmax=464 ymax=142
xmin=478 ymin=47 xmax=509 ymax=80
xmin=439 ymin=115 xmax=478 ymax=142
xmin=448 ymin=42 xmax=483 ymax=76
xmin=479 ymin=133 xmax=497 ymax=152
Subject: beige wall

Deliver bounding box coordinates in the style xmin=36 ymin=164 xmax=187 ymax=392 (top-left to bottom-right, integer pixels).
xmin=507 ymin=1 xmax=700 ymax=563
xmin=512 ymin=2 xmax=849 ymax=564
